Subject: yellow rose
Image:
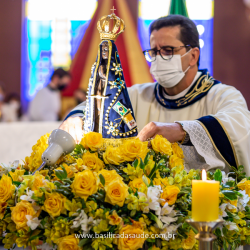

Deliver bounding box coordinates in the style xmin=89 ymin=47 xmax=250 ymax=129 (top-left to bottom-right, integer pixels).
xmin=0 ymin=174 xmax=15 ymax=202
xmin=11 ymin=201 xmax=36 ymax=229
xmin=105 ymin=179 xmax=129 ymax=207
xmin=9 ymin=169 xmax=25 ymax=182
xmin=71 ymin=169 xmax=98 ymax=200
xmin=31 ymin=172 xmax=47 ymax=191
xmin=54 ymin=163 xmax=75 ymax=179
xmin=103 ymin=146 xmax=124 ymax=165
xmin=169 ymin=154 xmax=184 ymax=169
xmin=58 ymin=235 xmax=81 ymax=250
xmin=107 ymin=210 xmax=122 ymax=225
xmin=43 ymin=192 xmax=66 ymax=217
xmin=118 ymin=224 xmax=146 ymax=250
xmin=161 ymin=185 xmax=180 ymax=206
xmin=0 ymin=202 xmax=7 ymax=219
xmin=153 ymin=177 xmax=169 ymax=189
xmin=172 ymin=142 xmax=184 ymax=159
xmin=120 ymin=138 xmax=149 ymax=162
xmin=129 ymin=177 xmax=149 ymax=194
xmin=26 ymin=133 xmax=50 ymax=172
xmin=151 ymin=135 xmax=173 ymax=156
xmin=82 ymin=151 xmax=104 ymax=172
xmin=98 ymin=169 xmax=123 ymax=186
xmin=80 ymin=132 xmax=103 ymax=151
xmin=182 ymin=230 xmax=196 ymax=249
xmin=238 ymin=178 xmax=250 ymax=196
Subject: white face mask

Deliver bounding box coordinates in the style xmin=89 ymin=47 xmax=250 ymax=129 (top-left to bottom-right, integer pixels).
xmin=150 ymin=49 xmax=191 ymax=88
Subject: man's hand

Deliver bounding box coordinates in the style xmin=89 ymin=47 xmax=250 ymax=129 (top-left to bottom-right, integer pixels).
xmin=138 ymin=122 xmax=185 ymax=143
xmin=59 ymin=117 xmax=83 ymax=144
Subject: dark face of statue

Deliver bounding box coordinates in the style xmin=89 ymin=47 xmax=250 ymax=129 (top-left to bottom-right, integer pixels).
xmin=101 ymin=41 xmax=109 ymax=60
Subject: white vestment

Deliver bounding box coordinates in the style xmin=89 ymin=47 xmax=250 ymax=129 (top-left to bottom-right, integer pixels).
xmin=67 ymin=71 xmax=250 ymax=175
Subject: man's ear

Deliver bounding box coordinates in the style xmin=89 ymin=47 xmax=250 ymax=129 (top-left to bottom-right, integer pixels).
xmin=190 ymin=47 xmax=200 ymax=66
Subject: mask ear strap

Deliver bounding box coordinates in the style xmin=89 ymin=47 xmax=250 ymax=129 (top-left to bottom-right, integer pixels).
xmin=181 ymin=48 xmax=192 ymax=58
xmin=184 ymin=65 xmax=190 ymax=74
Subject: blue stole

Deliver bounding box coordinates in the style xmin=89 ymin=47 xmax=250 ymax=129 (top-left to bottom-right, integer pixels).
xmin=154 ymin=69 xmax=221 ymax=109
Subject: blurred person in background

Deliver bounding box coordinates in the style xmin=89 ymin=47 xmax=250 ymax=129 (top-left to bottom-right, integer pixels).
xmin=1 ymin=93 xmax=21 ymax=122
xmin=28 ymin=68 xmax=71 ymax=121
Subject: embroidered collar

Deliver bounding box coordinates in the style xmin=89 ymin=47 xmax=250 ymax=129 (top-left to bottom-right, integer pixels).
xmin=154 ymin=69 xmax=221 ymax=109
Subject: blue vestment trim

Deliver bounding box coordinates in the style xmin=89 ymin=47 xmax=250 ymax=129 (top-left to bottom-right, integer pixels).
xmin=197 ymin=115 xmax=238 ymax=168
xmin=154 ymin=69 xmax=221 ymax=109
xmin=64 ymin=110 xmax=84 ymax=121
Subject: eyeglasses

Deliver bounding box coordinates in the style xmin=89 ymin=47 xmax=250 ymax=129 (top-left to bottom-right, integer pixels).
xmin=143 ymin=45 xmax=191 ymax=62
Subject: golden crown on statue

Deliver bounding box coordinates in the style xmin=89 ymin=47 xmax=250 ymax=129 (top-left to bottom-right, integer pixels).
xmin=97 ymin=13 xmax=125 ymax=41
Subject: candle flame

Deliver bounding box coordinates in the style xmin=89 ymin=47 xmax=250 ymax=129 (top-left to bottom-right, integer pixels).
xmin=202 ymin=169 xmax=207 ymax=181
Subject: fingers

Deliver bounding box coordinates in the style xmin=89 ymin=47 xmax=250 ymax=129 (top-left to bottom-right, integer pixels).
xmin=58 ymin=117 xmax=83 ymax=144
xmin=138 ymin=122 xmax=158 ymax=141
xmin=74 ymin=118 xmax=83 ymax=144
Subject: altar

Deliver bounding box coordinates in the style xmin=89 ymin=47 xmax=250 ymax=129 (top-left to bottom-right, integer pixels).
xmin=0 ymin=122 xmax=61 ymax=163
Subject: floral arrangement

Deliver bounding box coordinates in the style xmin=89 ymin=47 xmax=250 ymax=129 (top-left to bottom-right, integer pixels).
xmin=0 ymin=132 xmax=250 ymax=250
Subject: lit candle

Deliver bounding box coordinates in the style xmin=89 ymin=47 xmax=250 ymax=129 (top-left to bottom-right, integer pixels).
xmin=192 ymin=169 xmax=220 ymax=221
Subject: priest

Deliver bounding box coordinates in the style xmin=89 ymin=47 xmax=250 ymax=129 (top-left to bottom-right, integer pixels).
xmin=61 ymin=15 xmax=250 ymax=175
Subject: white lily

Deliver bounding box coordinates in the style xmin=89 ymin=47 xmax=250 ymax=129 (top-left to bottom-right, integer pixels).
xmin=219 ymin=203 xmax=228 ymax=219
xmin=158 ymin=203 xmax=178 ymax=226
xmin=0 ymin=160 xmax=19 ymax=176
xmin=147 ymin=186 xmax=164 ymax=216
xmin=221 ymin=171 xmax=235 ymax=184
xmin=20 ymin=188 xmax=35 ymax=203
xmin=26 ymin=215 xmax=41 ymax=230
xmin=223 ymin=221 xmax=239 ymax=231
xmin=71 ymin=210 xmax=95 ymax=234
xmin=160 ymin=224 xmax=180 ymax=241
xmin=238 ymin=190 xmax=250 ymax=211
xmin=37 ymin=243 xmax=57 ymax=250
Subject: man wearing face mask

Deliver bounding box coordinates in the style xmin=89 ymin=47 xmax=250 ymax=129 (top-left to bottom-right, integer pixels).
xmin=60 ymin=15 xmax=250 ymax=175
xmin=28 ymin=68 xmax=71 ymax=121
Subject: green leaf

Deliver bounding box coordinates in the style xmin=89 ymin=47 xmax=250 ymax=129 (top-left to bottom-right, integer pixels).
xmin=139 ymin=158 xmax=145 ymax=170
xmin=79 ymin=238 xmax=92 ymax=247
xmin=214 ymin=169 xmax=222 ymax=183
xmin=61 ymin=165 xmax=68 ymax=178
xmin=144 ymin=153 xmax=151 ymax=166
xmin=222 ymin=190 xmax=238 ymax=200
xmin=55 ymin=169 xmax=67 ymax=181
xmin=81 ymin=199 xmax=86 ymax=209
xmin=13 ymin=181 xmax=21 ymax=186
xmin=132 ymin=159 xmax=139 ymax=168
xmin=148 ymin=162 xmax=157 ymax=179
xmin=99 ymin=174 xmax=105 ymax=186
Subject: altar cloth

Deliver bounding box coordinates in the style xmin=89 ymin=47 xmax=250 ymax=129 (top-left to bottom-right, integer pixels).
xmin=0 ymin=122 xmax=61 ymax=163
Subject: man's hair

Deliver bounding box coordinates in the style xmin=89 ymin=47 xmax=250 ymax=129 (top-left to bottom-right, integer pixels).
xmin=51 ymin=68 xmax=71 ymax=80
xmin=149 ymin=15 xmax=200 ymax=66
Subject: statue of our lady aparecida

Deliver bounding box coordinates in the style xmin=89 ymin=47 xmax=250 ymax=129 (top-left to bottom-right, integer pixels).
xmin=83 ymin=12 xmax=138 ymax=142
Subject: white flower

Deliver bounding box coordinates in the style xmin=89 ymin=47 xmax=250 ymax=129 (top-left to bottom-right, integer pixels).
xmin=221 ymin=172 xmax=235 ymax=184
xmin=0 ymin=160 xmax=19 ymax=176
xmin=71 ymin=210 xmax=95 ymax=234
xmin=219 ymin=203 xmax=228 ymax=220
xmin=37 ymin=243 xmax=57 ymax=250
xmin=160 ymin=224 xmax=180 ymax=241
xmin=20 ymin=188 xmax=35 ymax=203
xmin=147 ymin=186 xmax=164 ymax=216
xmin=223 ymin=221 xmax=239 ymax=231
xmin=26 ymin=215 xmax=41 ymax=230
xmin=159 ymin=203 xmax=178 ymax=226
xmin=238 ymin=190 xmax=250 ymax=211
